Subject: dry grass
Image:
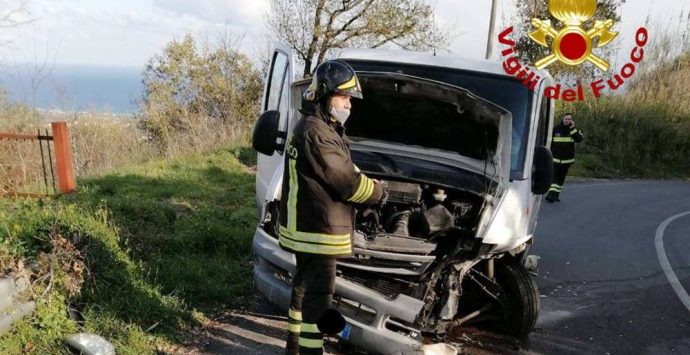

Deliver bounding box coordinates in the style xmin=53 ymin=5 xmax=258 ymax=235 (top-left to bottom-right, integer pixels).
xmin=0 ymin=110 xmax=252 ymax=195
xmin=624 ymin=18 xmax=690 ymax=115
xmin=0 ymin=103 xmax=50 ymax=194
xmin=0 ymin=138 xmax=54 ymax=195
xmin=563 ymin=18 xmax=690 ymax=178
xmin=1 ymin=115 xmax=150 ymax=194
xmin=68 ymin=116 xmax=155 ymax=177
xmin=140 ymin=112 xmax=252 ymax=159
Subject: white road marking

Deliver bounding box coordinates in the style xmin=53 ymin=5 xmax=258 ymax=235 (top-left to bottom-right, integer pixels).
xmin=654 ymin=211 xmax=690 ymax=314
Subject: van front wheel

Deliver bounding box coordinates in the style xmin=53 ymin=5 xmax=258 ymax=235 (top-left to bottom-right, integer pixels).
xmin=494 ymin=261 xmax=539 ymax=338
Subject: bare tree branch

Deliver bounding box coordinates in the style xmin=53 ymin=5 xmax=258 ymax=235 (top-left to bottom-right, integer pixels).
xmin=267 ymin=0 xmax=453 ymax=77
xmin=303 ymin=0 xmax=326 ymax=76
xmin=316 ymin=0 xmax=376 ymax=65
xmin=0 ymin=1 xmax=33 ymax=29
xmin=331 ymin=0 xmax=374 ymax=38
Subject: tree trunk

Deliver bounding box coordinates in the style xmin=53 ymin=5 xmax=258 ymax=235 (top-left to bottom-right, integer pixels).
xmin=303 ymin=58 xmax=313 ymax=78
xmin=303 ymin=0 xmax=326 ymax=77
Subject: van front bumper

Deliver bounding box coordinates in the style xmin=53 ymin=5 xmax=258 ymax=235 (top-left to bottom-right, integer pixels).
xmin=252 ymin=227 xmax=424 ymax=355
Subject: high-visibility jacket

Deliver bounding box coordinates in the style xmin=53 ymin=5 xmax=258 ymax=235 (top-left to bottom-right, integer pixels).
xmin=279 ymin=113 xmax=384 ymax=258
xmin=550 ymin=123 xmax=583 ymax=164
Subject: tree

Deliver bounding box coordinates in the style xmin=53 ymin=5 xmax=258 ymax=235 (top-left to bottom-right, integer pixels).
xmin=511 ymin=0 xmax=622 ymax=81
xmin=139 ymin=34 xmax=263 ymax=154
xmin=0 ymin=1 xmax=33 ymax=49
xmin=267 ymin=0 xmax=453 ymax=77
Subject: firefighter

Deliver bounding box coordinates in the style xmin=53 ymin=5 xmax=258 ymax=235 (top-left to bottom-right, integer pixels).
xmin=280 ymin=60 xmax=386 ymax=354
xmin=546 ymin=113 xmax=583 ymax=202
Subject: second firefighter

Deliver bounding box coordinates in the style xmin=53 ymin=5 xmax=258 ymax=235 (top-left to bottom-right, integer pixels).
xmin=547 ymin=113 xmax=583 ymax=202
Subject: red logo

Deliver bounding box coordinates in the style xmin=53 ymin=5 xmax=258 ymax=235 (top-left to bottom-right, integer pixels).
xmin=497 ymin=26 xmax=649 ymax=101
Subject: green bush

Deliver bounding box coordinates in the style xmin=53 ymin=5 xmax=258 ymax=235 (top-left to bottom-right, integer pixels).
xmin=558 ymin=98 xmax=690 ymax=178
xmin=557 ymin=22 xmax=690 ymax=179
xmin=138 ymin=35 xmax=263 ymax=156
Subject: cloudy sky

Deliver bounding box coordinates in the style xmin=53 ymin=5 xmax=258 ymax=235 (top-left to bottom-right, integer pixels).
xmin=1 ymin=0 xmax=688 ymax=69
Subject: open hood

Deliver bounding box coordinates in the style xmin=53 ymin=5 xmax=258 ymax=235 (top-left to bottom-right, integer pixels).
xmin=346 ymin=72 xmax=512 ymax=181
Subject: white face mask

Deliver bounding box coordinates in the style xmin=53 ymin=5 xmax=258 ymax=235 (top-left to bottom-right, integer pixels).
xmin=329 ymin=106 xmax=351 ymax=125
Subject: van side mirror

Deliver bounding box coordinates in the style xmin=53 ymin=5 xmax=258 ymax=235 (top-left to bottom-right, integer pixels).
xmin=532 ymin=146 xmax=554 ymax=195
xmin=252 ymin=111 xmax=283 ymax=156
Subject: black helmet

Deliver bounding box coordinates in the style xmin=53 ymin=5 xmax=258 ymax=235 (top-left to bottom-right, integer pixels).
xmin=303 ymin=60 xmax=363 ymax=103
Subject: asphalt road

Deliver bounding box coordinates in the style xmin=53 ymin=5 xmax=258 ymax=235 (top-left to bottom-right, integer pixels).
xmin=190 ymin=180 xmax=690 ymax=355
xmin=519 ymin=180 xmax=690 ymax=354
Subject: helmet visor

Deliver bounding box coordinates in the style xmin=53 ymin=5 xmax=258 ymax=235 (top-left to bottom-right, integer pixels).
xmin=335 ymin=74 xmax=363 ymax=99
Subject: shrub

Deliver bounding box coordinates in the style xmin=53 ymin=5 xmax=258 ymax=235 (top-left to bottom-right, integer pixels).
xmin=138 ymin=34 xmax=263 ymax=157
xmin=559 ymin=97 xmax=690 ymax=178
xmin=558 ymin=20 xmax=690 ymax=178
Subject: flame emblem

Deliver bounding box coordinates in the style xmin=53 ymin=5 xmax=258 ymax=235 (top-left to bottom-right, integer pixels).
xmin=529 ymin=0 xmax=618 ymax=71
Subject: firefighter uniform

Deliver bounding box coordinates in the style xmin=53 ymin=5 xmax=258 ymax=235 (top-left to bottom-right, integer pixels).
xmin=280 ymin=60 xmax=384 ymax=354
xmin=547 ymin=123 xmax=583 ymax=201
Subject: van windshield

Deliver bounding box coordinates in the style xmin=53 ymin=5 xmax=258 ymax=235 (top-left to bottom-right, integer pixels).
xmin=347 ymin=61 xmax=533 ymax=180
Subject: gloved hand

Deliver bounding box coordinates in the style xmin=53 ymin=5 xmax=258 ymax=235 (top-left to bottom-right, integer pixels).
xmin=376 ymin=180 xmax=389 ymax=207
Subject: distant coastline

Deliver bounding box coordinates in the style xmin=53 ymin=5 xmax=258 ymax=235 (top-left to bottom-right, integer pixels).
xmin=0 ymin=63 xmax=143 ymax=115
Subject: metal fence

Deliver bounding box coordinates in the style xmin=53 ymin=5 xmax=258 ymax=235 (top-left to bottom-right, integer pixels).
xmin=0 ymin=121 xmax=76 ymax=198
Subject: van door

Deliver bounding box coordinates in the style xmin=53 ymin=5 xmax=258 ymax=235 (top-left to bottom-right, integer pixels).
xmin=527 ymin=81 xmax=554 ymax=236
xmin=256 ymin=43 xmax=294 ymax=218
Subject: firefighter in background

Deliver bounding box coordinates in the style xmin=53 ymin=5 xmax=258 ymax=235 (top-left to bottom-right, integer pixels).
xmin=280 ymin=60 xmax=386 ymax=354
xmin=546 ymin=113 xmax=583 ymax=202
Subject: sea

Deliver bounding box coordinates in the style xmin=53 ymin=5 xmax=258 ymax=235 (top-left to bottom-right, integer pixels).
xmin=0 ymin=63 xmax=144 ymax=116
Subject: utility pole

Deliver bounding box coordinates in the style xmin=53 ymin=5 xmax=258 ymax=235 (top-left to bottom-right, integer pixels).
xmin=485 ymin=0 xmax=499 ymax=60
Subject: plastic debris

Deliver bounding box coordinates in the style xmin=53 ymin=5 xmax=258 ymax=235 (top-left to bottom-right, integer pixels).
xmin=65 ymin=333 xmax=116 ymax=355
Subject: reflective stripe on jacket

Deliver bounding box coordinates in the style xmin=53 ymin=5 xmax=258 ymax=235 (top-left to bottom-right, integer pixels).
xmin=279 ymin=114 xmax=383 ymax=258
xmin=551 ymin=123 xmax=583 ymax=163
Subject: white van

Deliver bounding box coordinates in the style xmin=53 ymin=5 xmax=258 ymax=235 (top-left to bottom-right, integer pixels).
xmin=251 ymin=44 xmax=555 ymax=354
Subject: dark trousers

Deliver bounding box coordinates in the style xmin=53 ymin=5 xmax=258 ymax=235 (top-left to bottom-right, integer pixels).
xmin=285 ymin=254 xmax=337 ymax=355
xmin=548 ymin=162 xmax=571 ymax=199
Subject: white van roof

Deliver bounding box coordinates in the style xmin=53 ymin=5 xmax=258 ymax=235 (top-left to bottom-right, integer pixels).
xmin=336 ymin=48 xmax=551 ymax=80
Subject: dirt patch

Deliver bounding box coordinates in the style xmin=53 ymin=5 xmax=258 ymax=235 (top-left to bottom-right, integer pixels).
xmin=175 ymin=297 xmax=346 ymax=355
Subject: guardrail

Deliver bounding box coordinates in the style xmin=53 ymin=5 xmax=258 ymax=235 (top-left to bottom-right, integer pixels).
xmin=0 ymin=121 xmax=76 ymax=197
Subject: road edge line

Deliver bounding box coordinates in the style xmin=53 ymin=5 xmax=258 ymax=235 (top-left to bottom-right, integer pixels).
xmin=655 ymin=211 xmax=690 ymax=314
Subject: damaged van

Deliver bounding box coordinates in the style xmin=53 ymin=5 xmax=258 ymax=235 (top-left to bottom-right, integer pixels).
xmin=251 ymin=45 xmax=555 ymax=354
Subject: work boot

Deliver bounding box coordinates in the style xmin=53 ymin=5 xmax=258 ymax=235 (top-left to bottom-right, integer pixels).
xmin=554 ymin=192 xmax=561 ymax=202
xmin=545 ymin=193 xmax=555 ymax=203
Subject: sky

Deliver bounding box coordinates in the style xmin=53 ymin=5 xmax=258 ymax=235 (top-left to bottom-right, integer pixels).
xmin=0 ymin=0 xmax=688 ymax=69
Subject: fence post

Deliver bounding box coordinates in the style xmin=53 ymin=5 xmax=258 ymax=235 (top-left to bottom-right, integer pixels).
xmin=51 ymin=122 xmax=76 ymax=193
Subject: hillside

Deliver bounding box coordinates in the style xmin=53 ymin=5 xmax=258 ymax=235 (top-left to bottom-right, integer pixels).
xmin=0 ymin=148 xmax=257 ymax=354
xmin=561 ymin=50 xmax=690 ymax=179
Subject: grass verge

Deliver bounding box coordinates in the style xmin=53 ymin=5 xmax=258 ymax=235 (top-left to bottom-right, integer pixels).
xmin=0 ymin=147 xmax=257 ymax=353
